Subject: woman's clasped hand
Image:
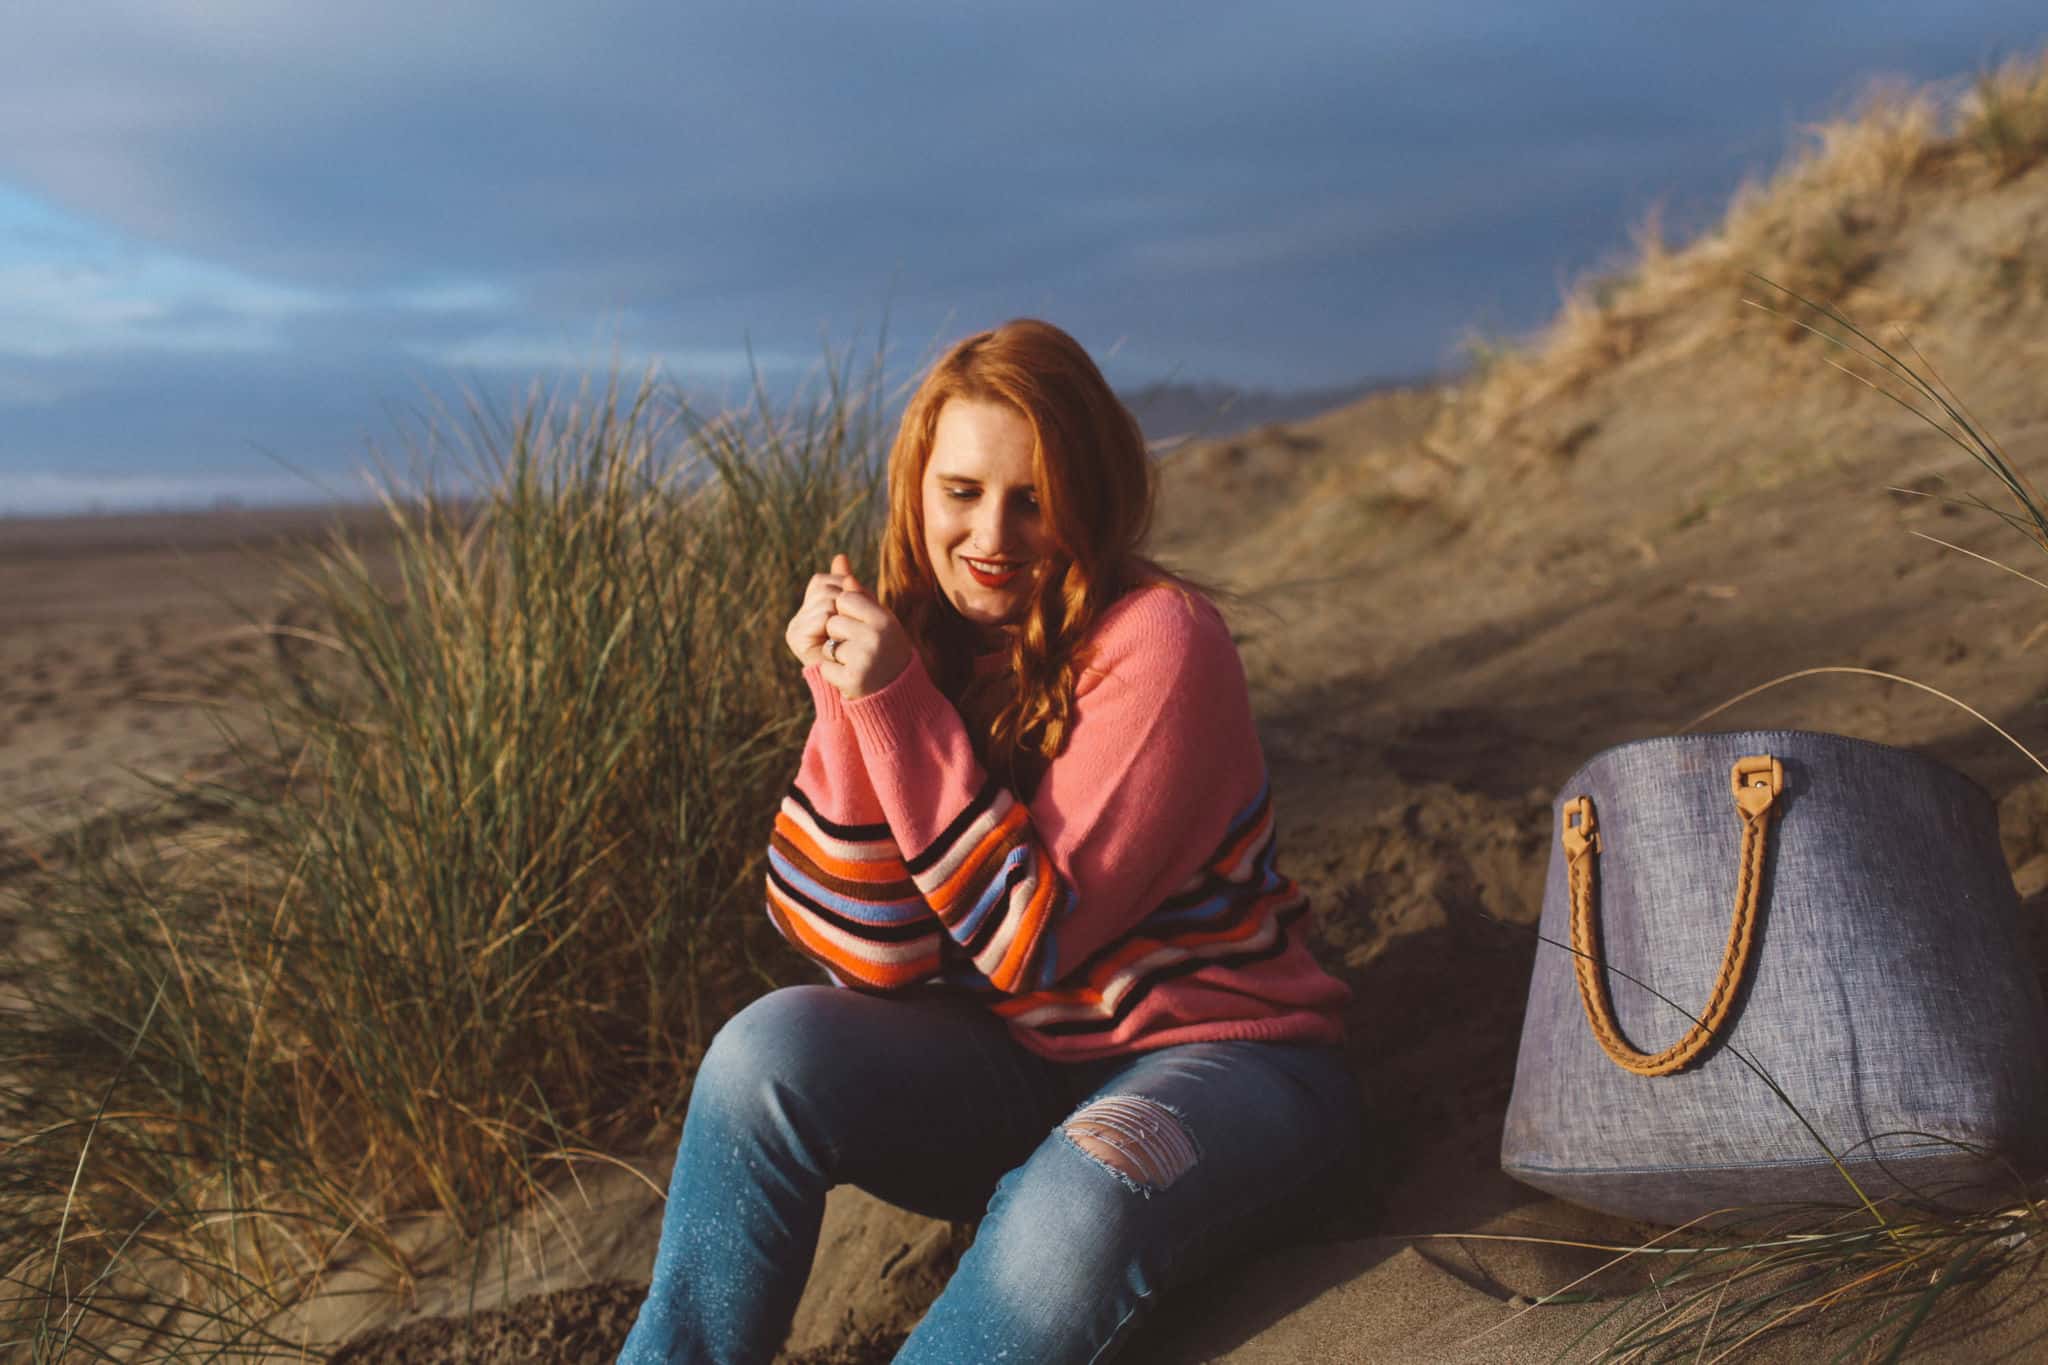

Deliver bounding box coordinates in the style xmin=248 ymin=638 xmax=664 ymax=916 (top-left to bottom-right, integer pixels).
xmin=783 ymin=551 xmax=914 ymax=700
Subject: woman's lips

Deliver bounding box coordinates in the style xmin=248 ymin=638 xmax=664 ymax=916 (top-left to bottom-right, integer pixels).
xmin=963 ymin=556 xmax=1025 ymax=588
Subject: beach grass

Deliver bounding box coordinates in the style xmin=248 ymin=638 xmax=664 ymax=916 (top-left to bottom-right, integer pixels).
xmin=0 ymin=365 xmax=885 ymax=1358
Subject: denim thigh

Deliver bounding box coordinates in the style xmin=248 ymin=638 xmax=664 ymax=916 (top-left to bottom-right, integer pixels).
xmin=710 ymin=984 xmax=1070 ymax=1221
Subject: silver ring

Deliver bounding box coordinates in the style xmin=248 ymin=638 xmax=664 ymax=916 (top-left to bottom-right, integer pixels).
xmin=823 ymin=637 xmax=837 ymax=663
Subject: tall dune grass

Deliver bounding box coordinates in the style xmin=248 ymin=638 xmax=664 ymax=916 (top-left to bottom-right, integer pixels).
xmin=0 ymin=368 xmax=885 ymax=1358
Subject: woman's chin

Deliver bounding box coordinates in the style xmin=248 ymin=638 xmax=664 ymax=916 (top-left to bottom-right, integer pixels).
xmin=948 ymin=593 xmax=1023 ymax=634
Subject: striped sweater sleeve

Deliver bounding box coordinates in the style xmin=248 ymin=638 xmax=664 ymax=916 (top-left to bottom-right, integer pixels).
xmin=838 ymin=587 xmax=1252 ymax=996
xmin=763 ymin=667 xmax=945 ymax=989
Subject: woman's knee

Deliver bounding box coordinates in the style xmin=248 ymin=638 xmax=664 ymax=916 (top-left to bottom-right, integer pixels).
xmin=1061 ymin=1094 xmax=1202 ymax=1193
xmin=693 ymin=985 xmax=843 ymax=1104
xmin=979 ymin=1113 xmax=1184 ymax=1273
xmin=933 ymin=1131 xmax=1173 ymax=1353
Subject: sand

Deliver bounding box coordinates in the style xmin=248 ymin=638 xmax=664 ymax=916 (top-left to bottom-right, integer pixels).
xmin=0 ymin=505 xmax=398 ymax=852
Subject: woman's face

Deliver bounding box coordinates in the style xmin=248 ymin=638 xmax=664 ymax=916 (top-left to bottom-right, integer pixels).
xmin=921 ymin=398 xmax=1055 ymax=637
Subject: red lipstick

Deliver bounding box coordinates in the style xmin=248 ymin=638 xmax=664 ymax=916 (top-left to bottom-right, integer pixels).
xmin=964 ymin=556 xmax=1023 ymax=588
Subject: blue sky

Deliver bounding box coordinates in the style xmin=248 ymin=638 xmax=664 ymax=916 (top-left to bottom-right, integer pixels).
xmin=3 ymin=2 xmax=2045 ymax=514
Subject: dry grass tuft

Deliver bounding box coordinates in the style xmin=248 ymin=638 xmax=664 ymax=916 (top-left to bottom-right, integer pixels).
xmin=1964 ymin=56 xmax=2048 ymax=182
xmin=0 ymin=368 xmax=885 ymax=1358
xmin=1428 ymin=51 xmax=2048 ymax=469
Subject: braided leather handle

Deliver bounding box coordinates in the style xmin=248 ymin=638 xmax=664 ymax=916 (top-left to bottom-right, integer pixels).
xmin=1561 ymin=755 xmax=1783 ymax=1077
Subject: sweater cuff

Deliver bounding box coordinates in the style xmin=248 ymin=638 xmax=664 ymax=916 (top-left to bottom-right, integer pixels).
xmin=803 ymin=664 xmax=851 ymax=725
xmin=842 ymin=653 xmax=957 ymax=757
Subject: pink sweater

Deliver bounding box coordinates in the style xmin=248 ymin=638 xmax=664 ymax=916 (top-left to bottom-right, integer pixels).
xmin=764 ymin=583 xmax=1349 ymax=1061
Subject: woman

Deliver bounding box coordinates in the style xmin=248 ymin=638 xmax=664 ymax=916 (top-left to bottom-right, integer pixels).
xmin=620 ymin=319 xmax=1359 ymax=1364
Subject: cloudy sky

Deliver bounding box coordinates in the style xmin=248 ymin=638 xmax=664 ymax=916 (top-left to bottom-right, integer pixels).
xmin=3 ymin=3 xmax=2045 ymax=514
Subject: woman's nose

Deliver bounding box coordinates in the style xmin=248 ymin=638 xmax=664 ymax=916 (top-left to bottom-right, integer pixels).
xmin=972 ymin=503 xmax=1011 ymax=553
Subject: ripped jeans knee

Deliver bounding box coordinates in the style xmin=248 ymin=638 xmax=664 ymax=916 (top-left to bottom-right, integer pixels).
xmin=1061 ymin=1094 xmax=1201 ymax=1194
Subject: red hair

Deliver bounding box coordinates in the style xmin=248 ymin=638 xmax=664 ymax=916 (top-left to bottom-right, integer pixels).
xmin=878 ymin=319 xmax=1157 ymax=781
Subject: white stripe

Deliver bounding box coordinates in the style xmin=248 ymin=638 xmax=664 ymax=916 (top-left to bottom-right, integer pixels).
xmin=1006 ymin=908 xmax=1290 ymax=1028
xmin=1164 ymin=813 xmax=1274 ymax=897
xmin=969 ymin=856 xmax=1042 ymax=979
xmin=768 ymin=882 xmax=940 ymax=969
xmin=1217 ymin=817 xmax=1274 ymax=883
xmin=780 ymin=796 xmax=902 ymax=864
xmin=910 ymin=788 xmax=1016 ymax=893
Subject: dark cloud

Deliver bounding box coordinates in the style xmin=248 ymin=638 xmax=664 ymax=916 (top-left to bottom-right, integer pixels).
xmin=2 ymin=2 xmax=2046 ymax=509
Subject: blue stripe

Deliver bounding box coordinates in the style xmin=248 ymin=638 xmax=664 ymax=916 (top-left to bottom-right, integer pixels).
xmin=948 ymin=843 xmax=1033 ymax=946
xmin=767 ymin=847 xmax=932 ymax=927
xmin=1225 ymin=778 xmax=1271 ymax=839
xmin=1142 ymin=860 xmax=1288 ymax=931
xmin=1031 ymin=901 xmax=1070 ymax=990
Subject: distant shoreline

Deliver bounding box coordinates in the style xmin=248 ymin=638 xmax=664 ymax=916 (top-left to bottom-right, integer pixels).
xmin=0 ymin=499 xmax=400 ymax=559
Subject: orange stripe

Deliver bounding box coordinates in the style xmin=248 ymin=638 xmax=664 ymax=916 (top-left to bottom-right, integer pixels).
xmin=1212 ymin=806 xmax=1273 ymax=876
xmin=928 ymin=803 xmax=1026 ymax=915
xmin=991 ymin=888 xmax=1294 ymax=1014
xmin=765 ymin=882 xmax=938 ymax=988
xmin=775 ymin=813 xmax=909 ymax=884
xmin=992 ymin=933 xmax=1161 ymax=1015
xmin=988 ymin=852 xmax=1059 ymax=991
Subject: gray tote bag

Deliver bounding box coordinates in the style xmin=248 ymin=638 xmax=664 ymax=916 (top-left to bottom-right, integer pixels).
xmin=1501 ymin=730 xmax=2048 ymax=1225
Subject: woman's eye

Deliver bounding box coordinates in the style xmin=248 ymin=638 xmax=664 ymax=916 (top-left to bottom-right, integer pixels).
xmin=945 ymin=486 xmax=977 ymax=501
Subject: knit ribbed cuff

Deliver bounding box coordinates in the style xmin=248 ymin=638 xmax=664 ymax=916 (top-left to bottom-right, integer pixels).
xmin=802 ymin=664 xmax=850 ymax=725
xmin=842 ymin=653 xmax=956 ymax=757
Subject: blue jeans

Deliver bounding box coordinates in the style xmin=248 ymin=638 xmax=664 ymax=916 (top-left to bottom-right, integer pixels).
xmin=618 ymin=985 xmax=1363 ymax=1364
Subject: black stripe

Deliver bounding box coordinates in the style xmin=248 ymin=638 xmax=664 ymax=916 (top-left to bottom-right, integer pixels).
xmin=766 ymin=866 xmax=941 ymax=945
xmin=1066 ymin=866 xmax=1291 ymax=984
xmin=786 ymin=783 xmax=891 ymax=843
xmin=961 ymin=857 xmax=1032 ymax=960
xmin=905 ymin=775 xmax=1003 ymax=876
xmin=770 ymin=830 xmax=920 ymax=904
xmin=1028 ymin=901 xmax=1308 ymax=1037
xmin=1153 ymin=829 xmax=1279 ymax=916
xmin=1143 ymin=788 xmax=1273 ymax=917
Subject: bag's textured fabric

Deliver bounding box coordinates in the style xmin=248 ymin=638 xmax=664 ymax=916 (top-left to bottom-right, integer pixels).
xmin=1502 ymin=730 xmax=2048 ymax=1225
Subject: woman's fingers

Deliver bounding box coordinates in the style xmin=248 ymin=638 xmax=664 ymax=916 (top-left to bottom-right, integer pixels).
xmin=802 ymin=572 xmax=848 ymax=612
xmin=787 ymin=595 xmax=845 ymax=665
xmin=818 ymin=590 xmax=911 ymax=699
xmin=821 ymin=610 xmax=869 ymax=649
xmin=828 ymin=587 xmax=889 ymax=625
xmin=790 ymin=557 xmax=865 ymax=669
